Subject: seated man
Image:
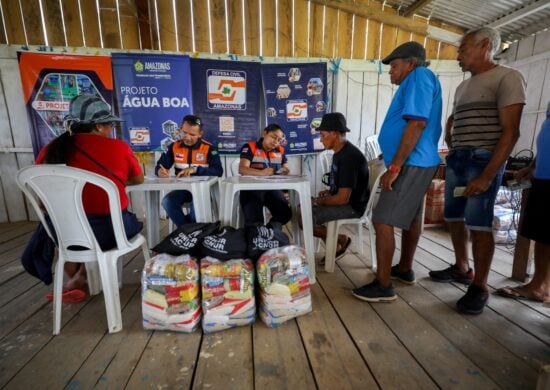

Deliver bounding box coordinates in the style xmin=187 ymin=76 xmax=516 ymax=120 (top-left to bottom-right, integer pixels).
xmin=155 ymin=115 xmax=223 ymax=227
xmin=304 ymin=112 xmax=370 ymax=261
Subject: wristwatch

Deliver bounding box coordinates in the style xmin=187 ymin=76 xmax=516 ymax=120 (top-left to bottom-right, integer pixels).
xmin=388 ymin=164 xmax=401 ymax=173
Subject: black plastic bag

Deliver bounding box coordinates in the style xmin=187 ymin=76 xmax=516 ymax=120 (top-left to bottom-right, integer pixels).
xmin=246 ymin=222 xmax=290 ymax=261
xmin=200 ymin=226 xmax=247 ymax=260
xmin=152 ymin=222 xmax=220 ymax=256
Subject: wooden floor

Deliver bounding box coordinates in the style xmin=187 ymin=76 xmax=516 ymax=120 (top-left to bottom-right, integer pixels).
xmin=0 ymin=220 xmax=548 ymax=389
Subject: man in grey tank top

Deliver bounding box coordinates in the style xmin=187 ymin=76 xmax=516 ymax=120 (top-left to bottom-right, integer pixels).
xmin=429 ymin=27 xmax=526 ymax=314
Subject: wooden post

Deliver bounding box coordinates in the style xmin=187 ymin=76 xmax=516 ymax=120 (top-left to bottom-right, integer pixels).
xmin=537 ymin=365 xmax=550 ymax=390
xmin=512 ymin=188 xmax=533 ymax=282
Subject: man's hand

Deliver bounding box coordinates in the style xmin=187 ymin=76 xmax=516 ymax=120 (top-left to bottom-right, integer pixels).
xmin=463 ymin=174 xmax=492 ymax=197
xmin=261 ymin=167 xmax=275 ymax=176
xmin=380 ymin=170 xmax=399 ymax=191
xmin=317 ymin=190 xmax=330 ymax=198
xmin=177 ymin=167 xmax=195 ymax=177
xmin=514 ymin=165 xmax=534 ymax=182
xmin=158 ymin=165 xmax=170 ymax=178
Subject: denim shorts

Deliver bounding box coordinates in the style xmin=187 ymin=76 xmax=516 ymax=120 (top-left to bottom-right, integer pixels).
xmin=444 ymin=148 xmax=504 ymax=231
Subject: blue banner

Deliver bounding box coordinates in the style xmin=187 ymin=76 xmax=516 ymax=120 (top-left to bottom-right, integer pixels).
xmin=111 ymin=53 xmax=193 ymax=151
xmin=262 ymin=62 xmax=327 ymax=154
xmin=190 ymin=58 xmax=261 ymax=154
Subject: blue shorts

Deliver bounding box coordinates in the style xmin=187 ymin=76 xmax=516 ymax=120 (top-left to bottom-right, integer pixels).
xmin=444 ymin=148 xmax=504 ymax=231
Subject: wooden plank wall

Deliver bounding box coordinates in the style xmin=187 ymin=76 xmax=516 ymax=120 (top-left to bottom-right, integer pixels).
xmin=333 ymin=59 xmax=465 ymax=151
xmin=505 ymin=29 xmax=550 ymax=157
xmin=0 ymin=0 xmax=461 ymax=61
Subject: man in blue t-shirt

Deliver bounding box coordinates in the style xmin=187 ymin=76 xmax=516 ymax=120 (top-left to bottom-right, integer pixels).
xmin=352 ymin=41 xmax=443 ymax=303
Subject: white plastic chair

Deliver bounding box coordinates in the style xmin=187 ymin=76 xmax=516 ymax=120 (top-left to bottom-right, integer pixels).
xmin=323 ymin=167 xmax=385 ymax=273
xmin=319 ymin=149 xmax=334 ymax=184
xmin=16 ymin=165 xmax=150 ymax=335
xmin=365 ymin=134 xmax=382 ymax=161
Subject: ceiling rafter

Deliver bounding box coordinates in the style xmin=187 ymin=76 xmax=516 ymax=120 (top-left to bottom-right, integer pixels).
xmin=309 ymin=0 xmax=462 ymax=45
xmin=403 ymin=0 xmax=434 ymax=17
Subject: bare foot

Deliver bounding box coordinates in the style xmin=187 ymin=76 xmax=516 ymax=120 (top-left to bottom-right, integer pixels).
xmin=64 ymin=271 xmax=87 ymax=291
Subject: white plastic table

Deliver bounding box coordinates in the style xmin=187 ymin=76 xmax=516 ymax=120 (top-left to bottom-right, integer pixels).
xmin=219 ymin=175 xmax=316 ymax=283
xmin=127 ymin=176 xmax=219 ymax=247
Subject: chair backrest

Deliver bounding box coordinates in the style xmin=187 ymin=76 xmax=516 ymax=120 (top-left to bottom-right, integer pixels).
xmin=16 ymin=165 xmax=131 ymax=257
xmin=319 ymin=149 xmax=333 ymax=174
xmin=365 ymin=134 xmax=382 ymax=162
xmin=230 ymin=158 xmax=241 ymax=176
xmin=361 ymin=166 xmax=386 ymax=221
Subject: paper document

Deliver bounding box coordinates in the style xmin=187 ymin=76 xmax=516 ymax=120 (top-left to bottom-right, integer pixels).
xmin=145 ymin=175 xmax=210 ymax=182
xmin=243 ymin=175 xmax=303 ymax=180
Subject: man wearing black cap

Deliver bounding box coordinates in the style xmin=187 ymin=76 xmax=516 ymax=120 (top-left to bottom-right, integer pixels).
xmin=155 ymin=115 xmax=223 ymax=227
xmin=307 ymin=112 xmax=370 ymax=261
xmin=352 ymin=42 xmax=443 ymax=302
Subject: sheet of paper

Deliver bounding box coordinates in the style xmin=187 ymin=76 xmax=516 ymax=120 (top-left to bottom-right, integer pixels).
xmin=145 ymin=175 xmax=210 ymax=182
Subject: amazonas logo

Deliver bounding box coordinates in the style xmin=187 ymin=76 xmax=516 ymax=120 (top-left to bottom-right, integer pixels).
xmin=207 ymin=69 xmax=247 ymax=110
xmin=134 ymin=60 xmax=144 ymax=72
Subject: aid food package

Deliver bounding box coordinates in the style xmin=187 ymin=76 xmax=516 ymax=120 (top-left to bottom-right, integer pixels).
xmin=200 ymin=257 xmax=255 ymax=333
xmin=256 ymin=245 xmax=312 ymax=327
xmin=142 ymin=253 xmax=201 ymax=332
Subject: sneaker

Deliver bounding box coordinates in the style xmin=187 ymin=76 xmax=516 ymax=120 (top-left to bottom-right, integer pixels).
xmin=390 ymin=265 xmax=416 ymax=285
xmin=429 ymin=265 xmax=474 ymax=285
xmin=456 ymin=284 xmax=489 ymax=315
xmin=352 ymin=280 xmax=397 ymax=302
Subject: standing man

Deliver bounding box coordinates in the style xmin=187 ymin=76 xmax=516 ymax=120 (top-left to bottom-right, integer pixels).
xmin=155 ymin=115 xmax=223 ymax=227
xmin=498 ymin=107 xmax=550 ymax=304
xmin=352 ymin=41 xmax=442 ymax=302
xmin=429 ymin=27 xmax=526 ymax=314
xmin=306 ymin=112 xmax=370 ymax=261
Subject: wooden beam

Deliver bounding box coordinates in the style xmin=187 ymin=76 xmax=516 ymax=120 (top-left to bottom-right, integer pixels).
xmin=404 ymin=0 xmax=434 ymax=17
xmin=309 ymin=0 xmax=462 ymax=45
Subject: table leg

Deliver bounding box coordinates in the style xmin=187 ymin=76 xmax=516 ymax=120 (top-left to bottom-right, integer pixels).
xmin=146 ymin=191 xmax=160 ymax=247
xmin=298 ymin=187 xmax=316 ymax=284
xmin=191 ymin=184 xmax=212 ymax=223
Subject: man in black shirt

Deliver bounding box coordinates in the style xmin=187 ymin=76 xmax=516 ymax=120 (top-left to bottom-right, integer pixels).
xmin=306 ymin=113 xmax=370 ymax=260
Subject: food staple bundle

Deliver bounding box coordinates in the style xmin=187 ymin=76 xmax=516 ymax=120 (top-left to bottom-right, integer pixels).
xmin=142 ymin=253 xmax=201 ymax=332
xmin=200 ymin=258 xmax=255 ymax=333
xmin=256 ymin=246 xmax=312 ymax=327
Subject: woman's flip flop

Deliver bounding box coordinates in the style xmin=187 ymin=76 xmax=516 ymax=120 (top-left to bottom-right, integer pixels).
xmin=46 ymin=289 xmax=87 ymax=304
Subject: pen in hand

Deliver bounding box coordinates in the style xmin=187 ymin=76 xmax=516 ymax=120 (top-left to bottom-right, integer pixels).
xmin=158 ymin=165 xmax=170 ymax=178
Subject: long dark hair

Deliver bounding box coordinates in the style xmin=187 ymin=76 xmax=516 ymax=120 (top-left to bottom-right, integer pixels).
xmin=43 ymin=123 xmax=96 ymax=164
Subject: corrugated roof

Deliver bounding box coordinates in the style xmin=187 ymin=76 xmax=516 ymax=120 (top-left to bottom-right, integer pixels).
xmin=385 ymin=0 xmax=550 ymax=42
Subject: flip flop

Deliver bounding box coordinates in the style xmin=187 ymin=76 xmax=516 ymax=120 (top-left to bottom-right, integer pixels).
xmin=335 ymin=237 xmax=352 ymax=260
xmin=46 ymin=289 xmax=87 ymax=304
xmin=496 ymin=286 xmax=544 ymax=303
